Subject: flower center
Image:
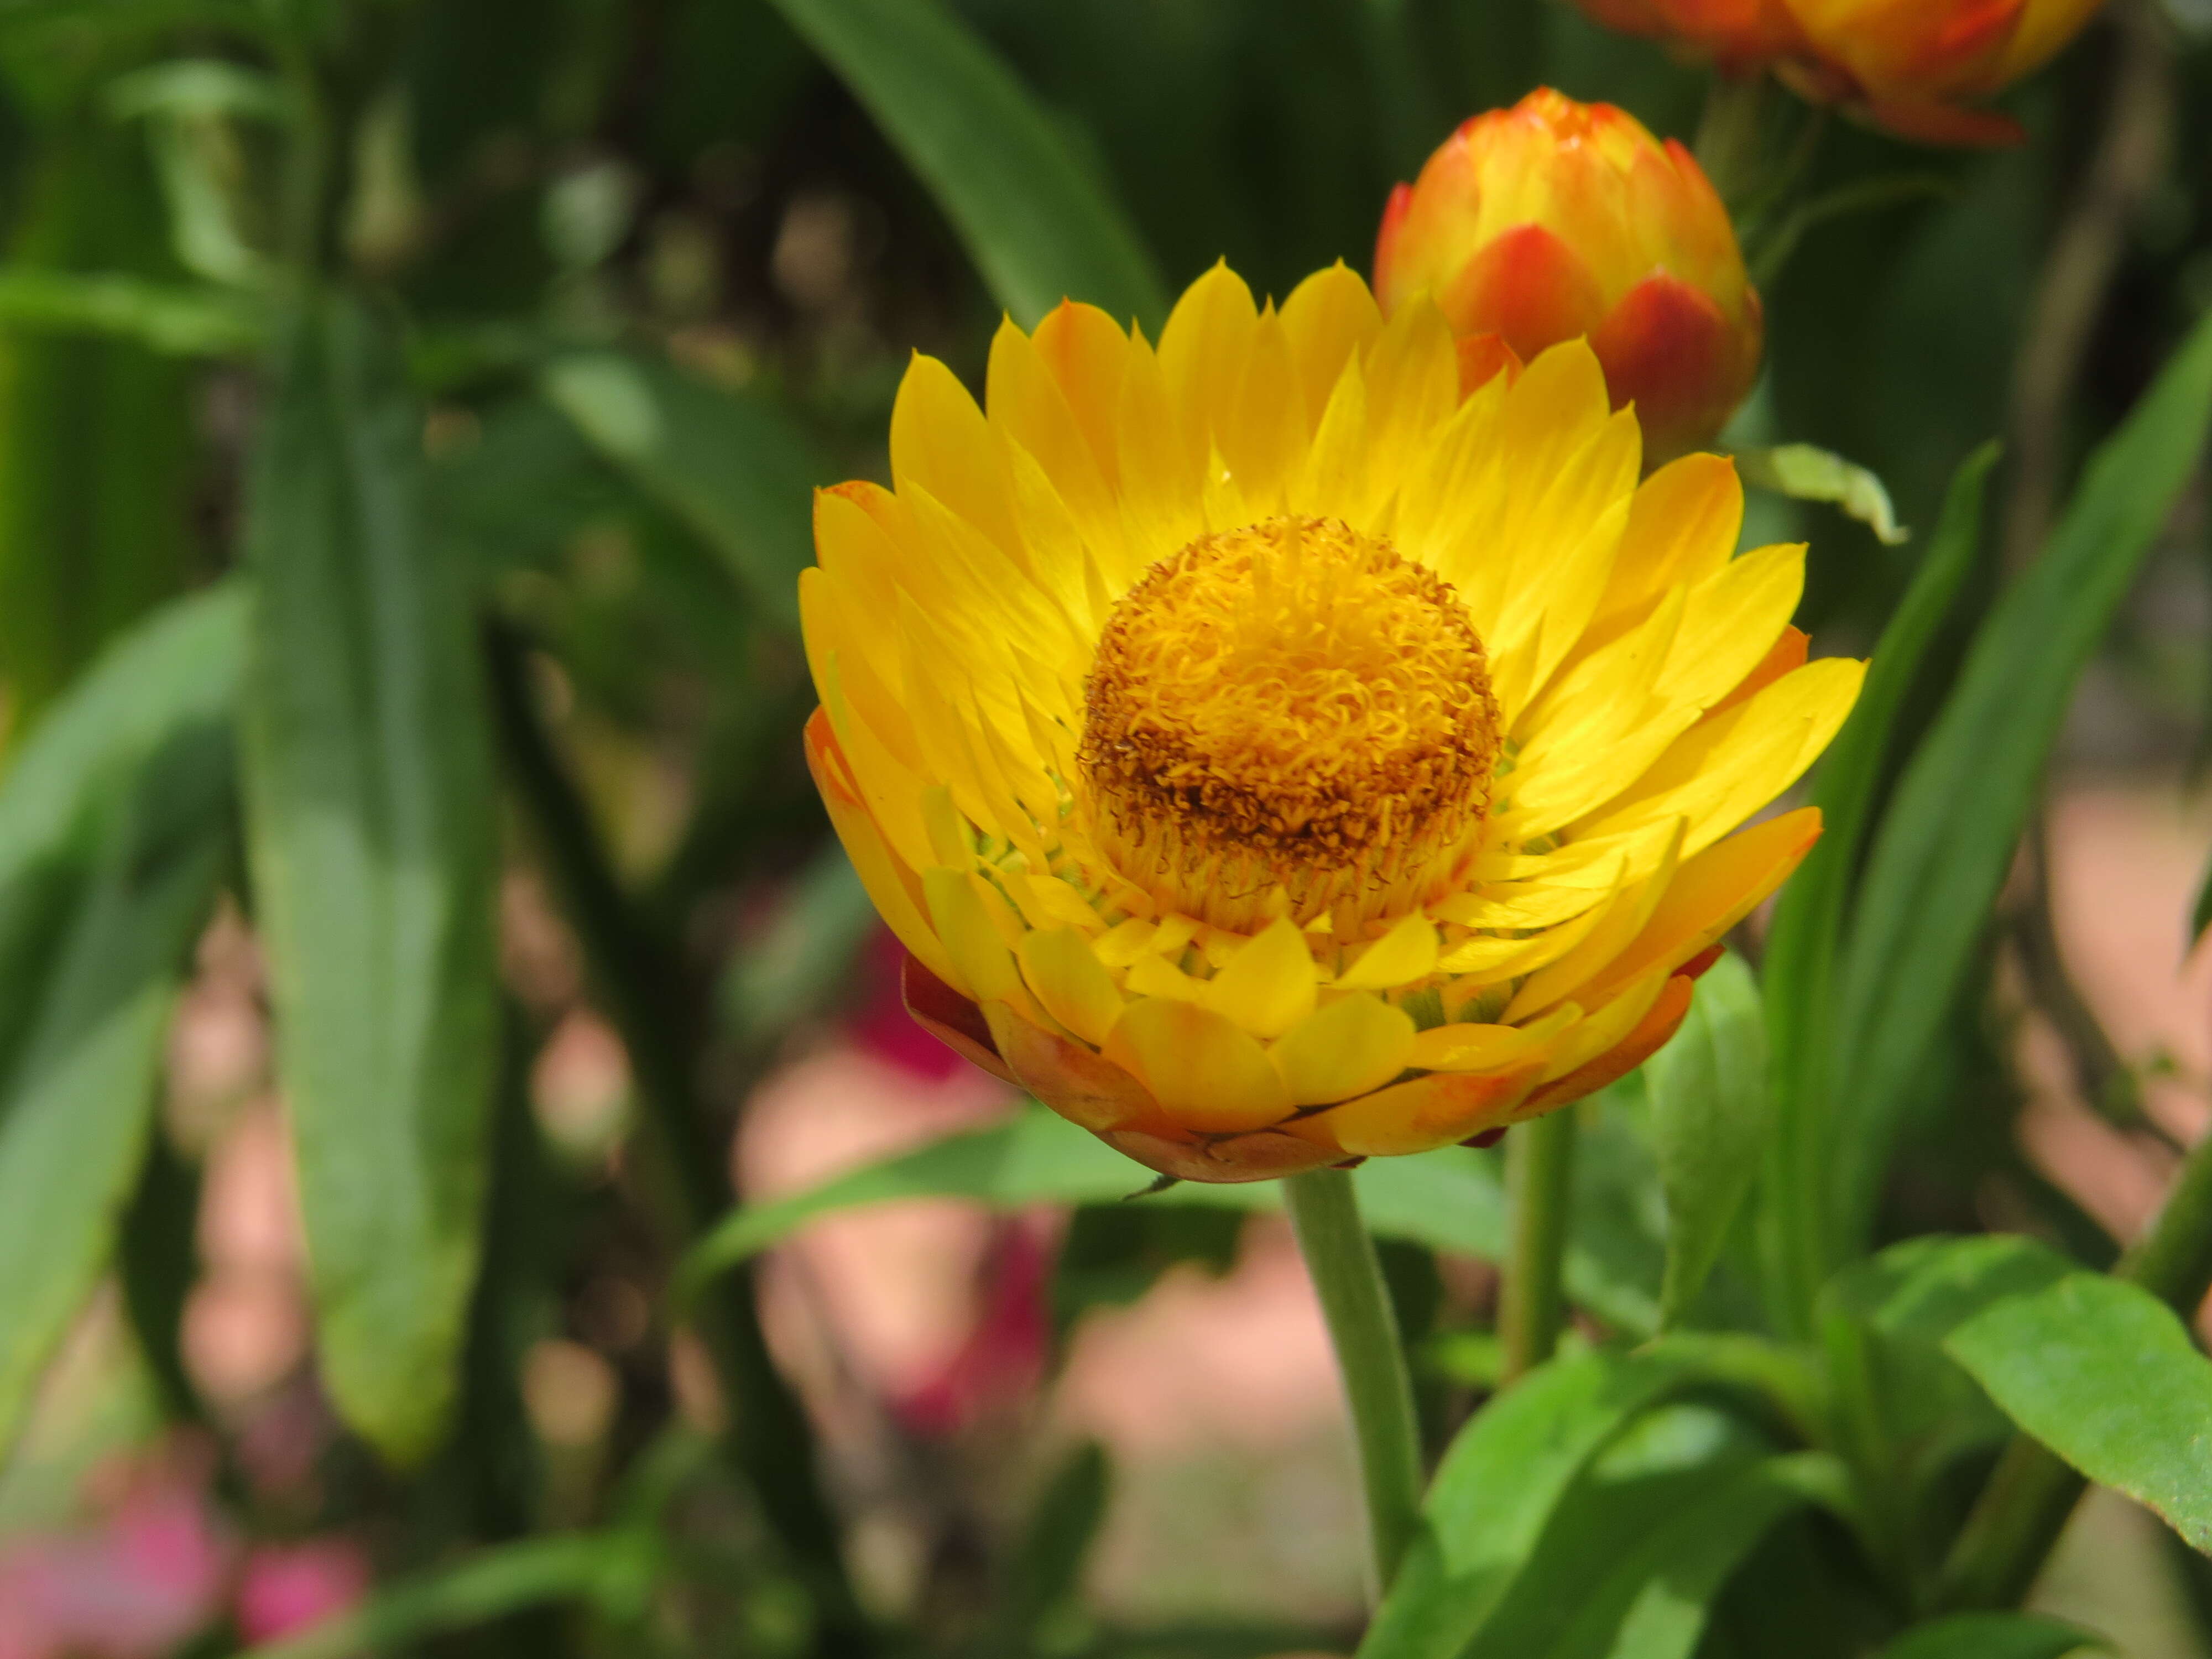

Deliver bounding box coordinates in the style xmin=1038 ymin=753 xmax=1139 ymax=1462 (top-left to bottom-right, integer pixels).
xmin=1078 ymin=515 xmax=1501 ymax=931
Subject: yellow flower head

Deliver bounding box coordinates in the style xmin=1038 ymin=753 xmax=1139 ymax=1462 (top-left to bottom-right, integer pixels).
xmin=802 ymin=262 xmax=1864 ymax=1183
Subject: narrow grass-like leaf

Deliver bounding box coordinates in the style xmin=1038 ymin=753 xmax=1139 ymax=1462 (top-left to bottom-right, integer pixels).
xmin=1761 ymin=446 xmax=1995 ymax=1324
xmin=0 ymin=586 xmax=241 ymax=1455
xmin=1879 ymin=1614 xmax=2106 ymax=1659
xmin=760 ymin=0 xmax=1167 ymax=328
xmin=541 ymin=352 xmax=828 ymax=629
xmin=241 ymin=294 xmax=500 ymax=1464
xmin=225 ymin=1531 xmax=656 ymax=1659
xmin=1832 ymin=308 xmax=2212 ymax=1256
xmin=681 ymin=1100 xmax=1658 ymax=1330
xmin=1944 ymin=1270 xmax=2212 ymax=1554
xmin=1646 ymin=952 xmax=1768 ymax=1328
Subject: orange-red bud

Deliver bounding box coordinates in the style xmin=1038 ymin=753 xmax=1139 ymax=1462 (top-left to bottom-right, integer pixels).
xmin=1574 ymin=0 xmax=2107 ymax=145
xmin=1374 ymin=89 xmax=1762 ymax=463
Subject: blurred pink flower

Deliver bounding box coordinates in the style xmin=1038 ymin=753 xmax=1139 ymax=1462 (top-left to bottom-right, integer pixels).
xmin=851 ymin=930 xmax=969 ymax=1082
xmin=0 ymin=1472 xmax=230 ymax=1659
xmin=893 ymin=1219 xmax=1052 ymax=1436
xmin=234 ymin=1538 xmax=371 ymax=1642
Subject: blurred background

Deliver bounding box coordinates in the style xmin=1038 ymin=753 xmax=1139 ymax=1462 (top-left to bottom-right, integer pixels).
xmin=7 ymin=0 xmax=2212 ymax=1653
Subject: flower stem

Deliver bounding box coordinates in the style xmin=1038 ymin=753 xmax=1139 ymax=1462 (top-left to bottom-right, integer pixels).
xmin=1693 ymin=70 xmax=1772 ymax=211
xmin=1500 ymin=1109 xmax=1578 ymax=1382
xmin=1936 ymin=1120 xmax=2212 ymax=1611
xmin=1284 ymin=1167 xmax=1425 ymax=1598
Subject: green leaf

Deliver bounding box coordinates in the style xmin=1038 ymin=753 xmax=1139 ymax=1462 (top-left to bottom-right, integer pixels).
xmin=1943 ymin=1269 xmax=2212 ymax=1554
xmin=1734 ymin=444 xmax=1908 ymax=546
xmin=760 ymin=0 xmax=1167 ymax=329
xmin=225 ymin=1531 xmax=656 ymax=1659
xmin=1878 ymin=1614 xmax=2106 ymax=1659
xmin=718 ymin=843 xmax=878 ymax=1046
xmin=0 ymin=270 xmax=259 ymax=355
xmin=680 ymin=1100 xmax=1657 ymax=1331
xmin=0 ymin=585 xmax=242 ymax=1455
xmin=240 ymin=294 xmax=501 ymax=1464
xmin=1832 ymin=306 xmax=2212 ymax=1258
xmin=1000 ymin=1441 xmax=1112 ymax=1642
xmin=1548 ymin=1452 xmax=1851 ymax=1659
xmin=1761 ymin=445 xmax=1996 ymax=1324
xmin=1645 ymin=951 xmax=1768 ymax=1328
xmin=540 ymin=352 xmax=830 ymax=629
xmin=1359 ymin=1347 xmax=1738 ymax=1659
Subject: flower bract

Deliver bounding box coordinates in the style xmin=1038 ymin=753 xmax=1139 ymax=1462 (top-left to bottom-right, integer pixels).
xmin=802 ymin=262 xmax=1863 ymax=1182
xmin=1374 ymin=88 xmax=1762 ymax=463
xmin=1575 ymin=0 xmax=2107 ymax=144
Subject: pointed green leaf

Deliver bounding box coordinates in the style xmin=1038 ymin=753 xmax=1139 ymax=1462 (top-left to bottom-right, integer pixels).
xmin=1645 ymin=951 xmax=1768 ymax=1328
xmin=760 ymin=0 xmax=1166 ymax=328
xmin=540 ymin=352 xmax=828 ymax=629
xmin=0 ymin=585 xmax=241 ymax=1454
xmin=1944 ymin=1269 xmax=2212 ymax=1554
xmin=1761 ymin=445 xmax=1995 ymax=1323
xmin=241 ymin=294 xmax=500 ymax=1464
xmin=1833 ymin=307 xmax=2212 ymax=1256
xmin=1879 ymin=1614 xmax=2105 ymax=1659
xmin=1358 ymin=1345 xmax=1767 ymax=1659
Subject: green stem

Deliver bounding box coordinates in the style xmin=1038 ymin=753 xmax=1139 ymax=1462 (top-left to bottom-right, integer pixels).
xmin=482 ymin=620 xmax=871 ymax=1656
xmin=1936 ymin=1123 xmax=2212 ymax=1611
xmin=1692 ymin=70 xmax=1771 ymax=211
xmin=1500 ymin=1110 xmax=1577 ymax=1381
xmin=1284 ymin=1167 xmax=1425 ymax=1598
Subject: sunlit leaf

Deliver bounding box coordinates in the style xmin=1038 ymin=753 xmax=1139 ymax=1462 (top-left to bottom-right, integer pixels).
xmin=1359 ymin=1347 xmax=1770 ymax=1659
xmin=761 ymin=0 xmax=1167 ymax=328
xmin=1831 ymin=306 xmax=2212 ymax=1259
xmin=1944 ymin=1269 xmax=2212 ymax=1554
xmin=1735 ymin=444 xmax=1908 ymax=545
xmin=241 ymin=294 xmax=500 ymax=1464
xmin=1645 ymin=951 xmax=1768 ymax=1328
xmin=0 ymin=585 xmax=241 ymax=1454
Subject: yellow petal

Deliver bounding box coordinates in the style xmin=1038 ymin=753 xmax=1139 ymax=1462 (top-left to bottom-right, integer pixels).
xmin=1506 ymin=820 xmax=1684 ymax=1021
xmin=1407 ymin=1012 xmax=1564 ymax=1073
xmin=1269 ymin=994 xmax=1417 ymax=1105
xmin=1538 ymin=968 xmax=1670 ymax=1083
xmin=805 ymin=711 xmax=958 ymax=992
xmin=1103 ymin=998 xmax=1292 ymax=1131
xmin=1279 ymin=262 xmax=1383 ymax=431
xmin=1157 ymin=261 xmax=1259 ymax=477
xmin=1572 ymin=807 xmax=1822 ymax=1012
xmin=1207 ymin=915 xmax=1319 ymax=1039
xmin=1016 ymin=926 xmax=1125 ymax=1047
xmin=923 ymin=865 xmax=1035 ymax=1016
xmin=1124 ymin=950 xmax=1213 ymax=1008
xmin=1337 ymin=914 xmax=1440 ymax=990
xmin=1592 ymin=451 xmax=1743 ymax=632
xmin=1029 ymin=299 xmax=1129 ymax=491
xmin=985 ymin=317 xmax=1117 ymax=536
xmin=889 ymin=353 xmax=1022 ymax=565
xmin=1573 ymin=658 xmax=1866 ymax=854
xmin=1301 ymin=1066 xmax=1543 ymax=1159
xmin=1655 ymin=542 xmax=1806 ymax=712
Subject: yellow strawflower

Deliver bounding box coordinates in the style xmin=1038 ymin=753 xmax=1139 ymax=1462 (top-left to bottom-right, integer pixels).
xmin=802 ymin=262 xmax=1862 ymax=1183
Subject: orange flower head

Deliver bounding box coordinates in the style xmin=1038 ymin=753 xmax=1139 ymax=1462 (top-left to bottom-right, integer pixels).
xmin=1571 ymin=0 xmax=2109 ymax=145
xmin=1374 ymin=89 xmax=1762 ymax=465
